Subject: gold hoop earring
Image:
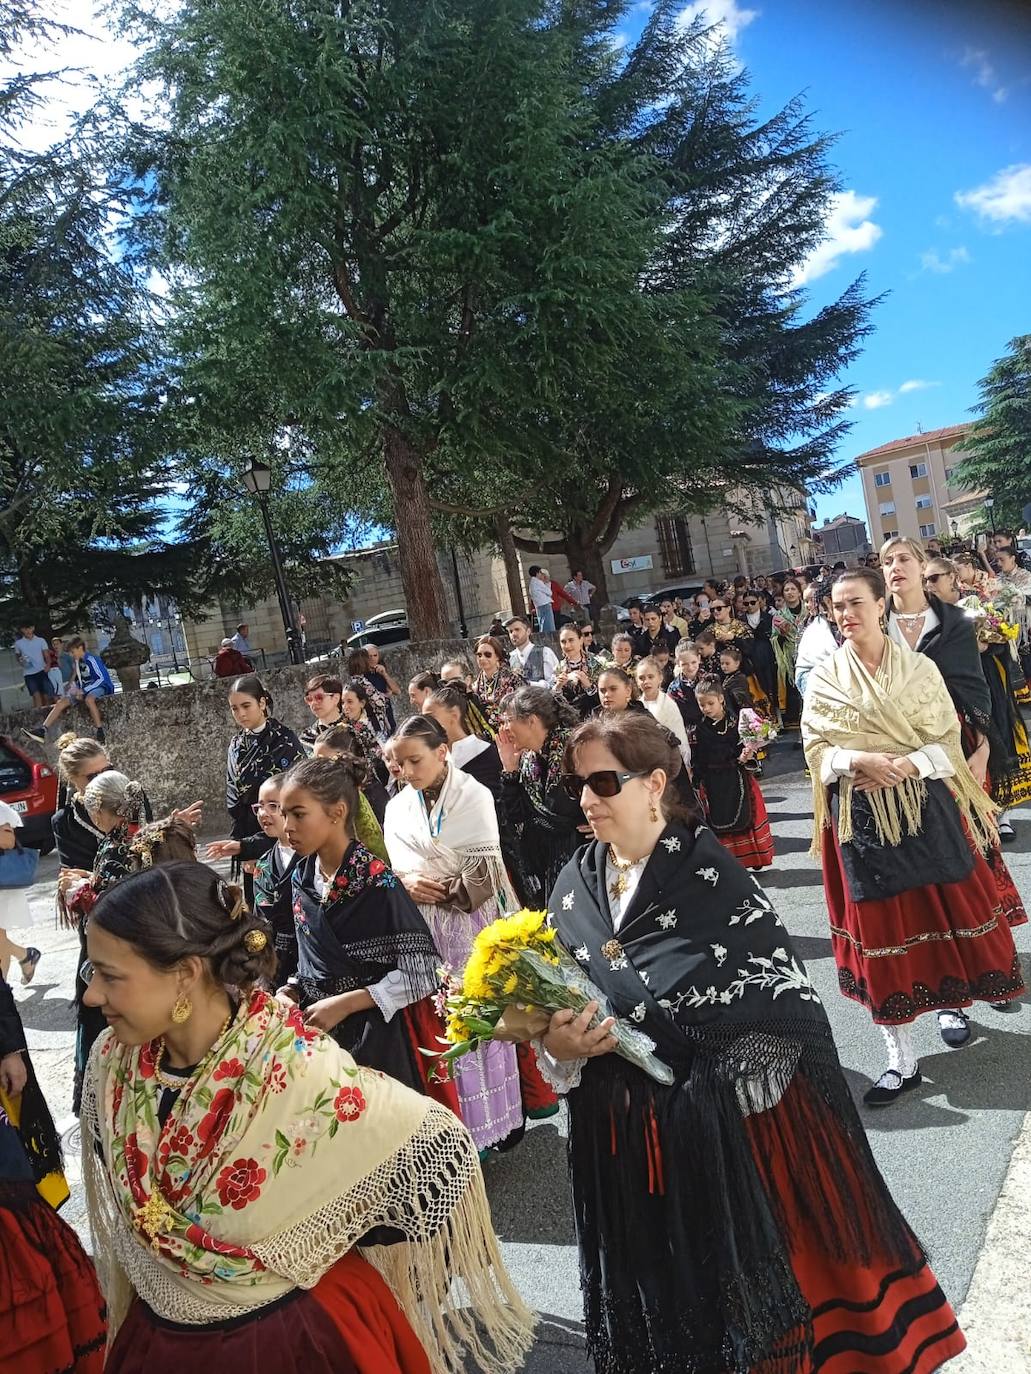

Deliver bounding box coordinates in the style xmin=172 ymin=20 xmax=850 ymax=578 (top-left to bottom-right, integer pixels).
xmin=171 ymin=994 xmax=192 ymax=1025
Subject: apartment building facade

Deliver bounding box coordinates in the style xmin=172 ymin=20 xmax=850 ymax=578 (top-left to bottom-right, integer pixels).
xmin=858 ymin=423 xmax=975 ymax=549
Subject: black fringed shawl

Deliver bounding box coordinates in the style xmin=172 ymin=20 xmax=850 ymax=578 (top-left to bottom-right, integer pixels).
xmin=225 ymin=718 xmax=305 ymax=839
xmin=0 ymin=975 xmax=63 ymax=1191
xmin=551 ymin=824 xmax=924 ymax=1374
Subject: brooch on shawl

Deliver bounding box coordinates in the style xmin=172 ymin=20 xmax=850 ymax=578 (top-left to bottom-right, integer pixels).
xmin=135 ymin=1189 xmax=175 ymax=1250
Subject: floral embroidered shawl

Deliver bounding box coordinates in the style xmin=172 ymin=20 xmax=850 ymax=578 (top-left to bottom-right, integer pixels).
xmin=83 ymin=990 xmax=533 ymax=1372
xmin=802 ymin=637 xmax=997 ymax=856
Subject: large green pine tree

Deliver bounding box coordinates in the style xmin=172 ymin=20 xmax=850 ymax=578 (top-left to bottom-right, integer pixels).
xmin=954 ymin=335 xmax=1031 ymax=529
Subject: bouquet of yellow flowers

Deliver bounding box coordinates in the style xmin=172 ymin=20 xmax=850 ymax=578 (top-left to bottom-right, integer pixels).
xmin=429 ymin=908 xmax=673 ymax=1085
xmin=959 ymin=594 xmax=1021 ymax=647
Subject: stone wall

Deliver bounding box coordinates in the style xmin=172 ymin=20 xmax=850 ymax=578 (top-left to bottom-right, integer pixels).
xmin=4 ymin=637 xmax=550 ymax=826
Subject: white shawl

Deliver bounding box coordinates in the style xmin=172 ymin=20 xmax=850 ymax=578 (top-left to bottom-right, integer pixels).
xmin=384 ymin=757 xmax=512 ymax=896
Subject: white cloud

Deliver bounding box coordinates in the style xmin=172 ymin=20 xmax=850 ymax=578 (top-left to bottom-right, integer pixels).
xmin=677 ymin=0 xmax=759 ymax=66
xmin=955 ymin=164 xmax=1031 ymax=225
xmin=960 ymin=47 xmax=1008 ymax=104
xmin=860 ymin=379 xmax=941 ymax=410
xmin=789 ymin=190 xmax=883 ymax=288
xmin=918 ymin=245 xmax=971 ymax=274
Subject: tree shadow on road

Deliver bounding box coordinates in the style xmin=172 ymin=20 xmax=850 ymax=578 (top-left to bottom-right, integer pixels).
xmin=10 ymin=981 xmax=74 ymax=1033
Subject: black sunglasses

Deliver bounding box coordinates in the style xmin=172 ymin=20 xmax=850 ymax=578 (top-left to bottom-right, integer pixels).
xmin=711 ymin=603 xmax=726 ymax=610
xmin=560 ymin=769 xmax=648 ymax=800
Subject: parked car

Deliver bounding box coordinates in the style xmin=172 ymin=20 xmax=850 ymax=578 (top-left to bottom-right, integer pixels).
xmin=365 ymin=608 xmax=407 ymax=628
xmin=642 ymin=584 xmax=704 ymax=607
xmin=0 ymin=736 xmax=57 ymax=852
xmin=346 ymin=624 xmax=411 ymax=651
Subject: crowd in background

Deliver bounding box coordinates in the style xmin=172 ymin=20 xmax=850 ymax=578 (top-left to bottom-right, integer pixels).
xmin=2 ymin=530 xmax=1029 ymax=1374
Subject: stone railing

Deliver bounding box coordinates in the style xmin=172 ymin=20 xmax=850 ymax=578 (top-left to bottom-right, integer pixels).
xmin=3 ymin=637 xmax=554 ymax=825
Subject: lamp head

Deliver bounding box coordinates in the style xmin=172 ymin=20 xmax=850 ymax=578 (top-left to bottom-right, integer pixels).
xmin=241 ymin=457 xmax=272 ymax=496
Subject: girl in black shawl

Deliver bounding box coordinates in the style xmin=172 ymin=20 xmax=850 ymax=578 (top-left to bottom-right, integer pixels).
xmin=496 ymin=685 xmax=586 ymax=902
xmin=539 ymin=712 xmax=965 ymax=1374
xmin=224 ymin=674 xmax=305 ymax=859
xmin=277 ymin=756 xmax=460 ymax=1116
xmin=1 ymin=973 xmax=107 ymax=1371
xmin=692 ymin=676 xmax=774 ymax=871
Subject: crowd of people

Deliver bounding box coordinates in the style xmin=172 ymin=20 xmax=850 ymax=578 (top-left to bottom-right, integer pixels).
xmin=2 ymin=531 xmax=1030 ymax=1374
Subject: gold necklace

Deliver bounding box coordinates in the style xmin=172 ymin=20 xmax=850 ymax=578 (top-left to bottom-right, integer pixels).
xmin=153 ymin=1009 xmax=233 ymax=1092
xmin=608 ymin=851 xmax=644 ymax=899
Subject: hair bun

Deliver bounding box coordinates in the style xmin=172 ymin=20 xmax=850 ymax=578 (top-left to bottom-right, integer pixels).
xmin=57 ymin=731 xmax=80 ymax=751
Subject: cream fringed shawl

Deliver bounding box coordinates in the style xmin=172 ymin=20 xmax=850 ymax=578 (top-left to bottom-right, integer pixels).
xmin=82 ymin=990 xmax=535 ymax=1373
xmin=801 ymin=637 xmax=997 ymax=859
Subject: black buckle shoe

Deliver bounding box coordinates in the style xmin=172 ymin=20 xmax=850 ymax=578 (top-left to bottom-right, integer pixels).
xmin=863 ymin=1068 xmax=922 ymax=1107
xmin=937 ymin=1010 xmax=971 ymax=1047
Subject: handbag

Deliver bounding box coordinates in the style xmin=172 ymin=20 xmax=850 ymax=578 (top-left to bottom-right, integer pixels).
xmin=0 ymin=844 xmax=39 ymax=889
xmin=834 ymin=779 xmax=974 ymax=902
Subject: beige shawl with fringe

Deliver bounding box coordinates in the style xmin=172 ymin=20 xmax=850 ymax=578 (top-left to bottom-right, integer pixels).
xmin=802 ymin=637 xmax=997 ymax=859
xmin=83 ymin=989 xmax=534 ymax=1373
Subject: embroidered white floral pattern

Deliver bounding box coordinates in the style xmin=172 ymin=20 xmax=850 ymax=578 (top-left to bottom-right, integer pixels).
xmin=561 ymin=893 xmax=575 ymax=911
xmin=657 ymin=910 xmax=678 ymax=930
xmin=573 ymin=944 xmax=590 ymax=963
xmin=696 ymin=867 xmax=719 ymax=886
xmin=666 ymin=949 xmax=820 ymax=1014
xmin=711 ymin=943 xmax=728 ymax=966
xmin=630 ymin=1003 xmax=646 ymax=1023
xmin=661 ymin=837 xmax=681 ymax=853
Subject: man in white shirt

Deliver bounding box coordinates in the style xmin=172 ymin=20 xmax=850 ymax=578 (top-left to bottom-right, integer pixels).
xmin=506 ymin=615 xmax=558 ymax=687
xmin=13 ymin=622 xmax=52 ymax=708
xmin=527 ymin=565 xmax=556 ymax=634
xmin=230 ymin=622 xmax=253 ymax=656
xmin=564 ymin=570 xmax=596 ymax=618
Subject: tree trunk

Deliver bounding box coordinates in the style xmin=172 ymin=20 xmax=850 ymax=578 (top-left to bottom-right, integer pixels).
xmin=17 ymin=560 xmax=54 ymax=642
xmin=494 ymin=516 xmax=526 ymax=617
xmin=563 ymin=529 xmax=611 ymax=609
xmin=381 ymin=424 xmax=450 ymax=639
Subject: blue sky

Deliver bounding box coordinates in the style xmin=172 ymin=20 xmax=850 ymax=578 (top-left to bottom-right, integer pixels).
xmin=617 ymin=0 xmax=1031 ymax=530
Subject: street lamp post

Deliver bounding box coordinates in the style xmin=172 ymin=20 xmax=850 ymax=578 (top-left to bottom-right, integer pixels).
xmin=241 ymin=457 xmax=303 ymax=665
xmin=985 ymin=497 xmax=996 ymax=535
xmin=450 ymin=546 xmax=469 ymax=638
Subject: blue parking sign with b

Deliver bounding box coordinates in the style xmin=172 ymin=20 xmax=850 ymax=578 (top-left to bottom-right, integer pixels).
xmin=351 ymin=620 xmax=365 ymax=633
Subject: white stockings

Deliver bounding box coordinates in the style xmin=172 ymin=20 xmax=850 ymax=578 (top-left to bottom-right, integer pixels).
xmin=880 ymin=1022 xmax=918 ymax=1078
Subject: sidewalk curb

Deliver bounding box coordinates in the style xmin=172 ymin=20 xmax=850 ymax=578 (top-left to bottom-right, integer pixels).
xmin=949 ymin=1109 xmax=1031 ymax=1371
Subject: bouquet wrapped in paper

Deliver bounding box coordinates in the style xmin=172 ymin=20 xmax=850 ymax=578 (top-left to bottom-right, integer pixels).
xmin=737 ymin=707 xmax=779 ymax=750
xmin=958 ymin=594 xmax=1021 ymax=648
xmin=428 ymin=908 xmax=673 ymax=1085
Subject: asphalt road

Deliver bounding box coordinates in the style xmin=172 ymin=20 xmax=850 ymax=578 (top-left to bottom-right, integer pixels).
xmin=9 ymin=746 xmax=1031 ymax=1372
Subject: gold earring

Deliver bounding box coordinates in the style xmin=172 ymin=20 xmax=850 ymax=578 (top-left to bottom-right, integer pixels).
xmin=171 ymin=994 xmax=192 ymax=1025
xmin=649 ymin=800 xmax=660 ymax=823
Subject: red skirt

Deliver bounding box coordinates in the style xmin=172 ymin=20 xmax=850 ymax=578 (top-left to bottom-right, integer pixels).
xmin=716 ymin=776 xmax=775 ymax=870
xmin=516 ymin=1041 xmax=559 ymax=1119
xmin=747 ymin=1082 xmax=966 ymax=1373
xmin=820 ymin=829 xmax=1024 ymax=1024
xmin=984 ymin=841 xmax=1028 ymax=928
xmin=1 ymin=1185 xmax=106 ymax=1374
xmin=106 ymin=1250 xmax=431 ymax=1374
xmin=400 ymin=998 xmax=463 ymax=1118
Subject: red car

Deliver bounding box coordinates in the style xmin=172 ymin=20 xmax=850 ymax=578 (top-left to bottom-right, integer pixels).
xmin=0 ymin=735 xmax=57 ymax=852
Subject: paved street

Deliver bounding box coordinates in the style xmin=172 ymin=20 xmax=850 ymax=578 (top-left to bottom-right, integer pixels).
xmin=8 ymin=757 xmax=1031 ymax=1371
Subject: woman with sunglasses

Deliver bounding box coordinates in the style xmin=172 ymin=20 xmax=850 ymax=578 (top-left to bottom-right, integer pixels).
xmin=473 ymin=635 xmax=523 ymax=732
xmin=299 ymin=673 xmax=347 ymax=753
xmin=740 ymin=589 xmax=779 ymax=719
xmin=496 ymin=686 xmax=586 ymax=902
xmin=539 ymin=711 xmax=964 ymax=1374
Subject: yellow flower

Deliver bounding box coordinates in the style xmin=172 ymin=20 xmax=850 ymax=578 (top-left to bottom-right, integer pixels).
xmin=503 ymin=972 xmax=518 ymax=996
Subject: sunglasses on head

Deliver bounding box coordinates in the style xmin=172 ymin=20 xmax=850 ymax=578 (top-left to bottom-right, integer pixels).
xmin=560 ymin=768 xmax=648 ymax=800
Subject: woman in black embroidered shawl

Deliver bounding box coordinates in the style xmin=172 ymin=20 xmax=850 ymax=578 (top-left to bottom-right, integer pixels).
xmin=539 ymin=712 xmax=965 ymax=1374
xmin=495 ymin=686 xmax=586 ymax=903
xmin=224 ymin=676 xmax=305 ymax=898
xmin=277 ymin=756 xmax=460 ymax=1116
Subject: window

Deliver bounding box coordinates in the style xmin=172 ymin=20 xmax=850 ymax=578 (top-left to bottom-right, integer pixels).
xmin=655 ymin=514 xmax=694 ymax=579
xmin=919 ymin=522 xmax=936 ymax=538
xmin=883 ymin=529 xmax=899 ymax=540
xmin=915 ymin=495 xmax=933 ymax=509
xmin=874 ymin=472 xmax=891 ymax=488
xmin=909 ymin=462 xmax=928 ymax=479
xmin=878 ymin=501 xmax=895 ymax=515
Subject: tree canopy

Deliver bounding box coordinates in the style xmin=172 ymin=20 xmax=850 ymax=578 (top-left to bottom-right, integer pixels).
xmin=117 ymin=0 xmax=869 ymax=632
xmin=954 ymin=334 xmax=1031 ymax=531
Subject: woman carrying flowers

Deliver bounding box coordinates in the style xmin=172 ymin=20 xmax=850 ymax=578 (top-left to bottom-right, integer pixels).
xmin=771 ymin=577 xmax=807 ymax=725
xmin=82 ymin=861 xmax=534 ymax=1374
xmin=277 ymin=756 xmax=458 ymax=1112
xmin=537 ymin=711 xmax=966 ymax=1374
xmin=384 ymin=717 xmax=524 ymax=1153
